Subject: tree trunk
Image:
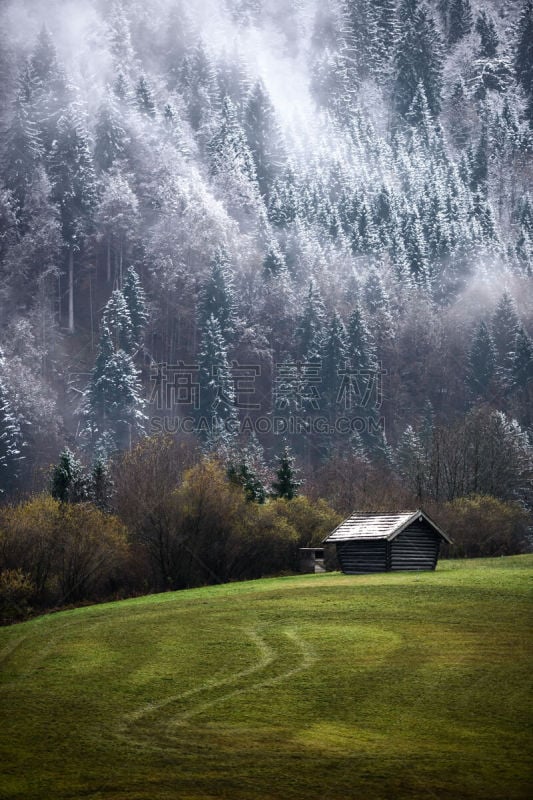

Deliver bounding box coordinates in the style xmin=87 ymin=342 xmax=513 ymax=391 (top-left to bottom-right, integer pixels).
xmin=107 ymin=236 xmax=111 ymax=282
xmin=68 ymin=247 xmax=74 ymax=333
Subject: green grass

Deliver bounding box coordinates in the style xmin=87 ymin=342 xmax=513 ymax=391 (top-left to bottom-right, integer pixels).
xmin=1 ymin=556 xmax=532 ymax=800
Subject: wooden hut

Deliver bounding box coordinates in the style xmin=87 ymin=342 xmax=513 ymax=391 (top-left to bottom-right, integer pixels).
xmin=323 ymin=510 xmax=451 ymax=574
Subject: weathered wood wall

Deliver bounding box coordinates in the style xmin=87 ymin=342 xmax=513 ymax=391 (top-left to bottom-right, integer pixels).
xmin=336 ymin=540 xmax=387 ymax=574
xmin=390 ymin=520 xmax=440 ymax=571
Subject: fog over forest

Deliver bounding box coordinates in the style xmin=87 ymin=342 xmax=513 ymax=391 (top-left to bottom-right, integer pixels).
xmin=0 ymin=0 xmax=532 ymax=516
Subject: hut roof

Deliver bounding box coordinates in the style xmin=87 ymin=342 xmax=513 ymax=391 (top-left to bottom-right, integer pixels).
xmin=323 ymin=510 xmax=451 ymax=544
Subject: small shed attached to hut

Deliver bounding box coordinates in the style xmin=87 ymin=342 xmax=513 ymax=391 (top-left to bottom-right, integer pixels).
xmin=298 ymin=547 xmax=325 ymax=573
xmin=323 ymin=510 xmax=451 ymax=574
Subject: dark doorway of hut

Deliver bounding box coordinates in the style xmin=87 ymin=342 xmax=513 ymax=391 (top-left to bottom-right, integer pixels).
xmin=299 ymin=548 xmax=326 ymax=574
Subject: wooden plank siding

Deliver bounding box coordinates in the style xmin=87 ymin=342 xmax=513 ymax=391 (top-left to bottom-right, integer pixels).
xmin=336 ymin=540 xmax=388 ymax=574
xmin=390 ymin=520 xmax=441 ymax=571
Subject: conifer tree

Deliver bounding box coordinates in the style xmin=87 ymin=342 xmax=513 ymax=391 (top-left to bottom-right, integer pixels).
xmin=406 ymin=82 xmax=437 ymax=147
xmin=197 ymin=250 xmax=237 ymax=344
xmin=102 ymin=289 xmax=134 ymax=353
xmin=448 ymin=0 xmax=473 ymax=46
xmin=467 ymin=320 xmax=496 ymax=398
xmin=197 ymin=314 xmax=237 ymax=431
xmin=113 ymin=70 xmax=131 ymax=103
xmin=2 ymin=63 xmax=43 ymax=219
xmin=469 ymin=127 xmax=489 ymax=196
xmin=321 ymin=311 xmax=347 ymax=413
xmin=181 ymin=41 xmax=219 ymax=130
xmin=344 ymin=304 xmax=380 ymax=422
xmin=89 ymin=348 xmax=145 ymax=449
xmin=515 ymin=1 xmax=533 ymax=120
xmin=91 ymin=457 xmax=113 ymax=512
xmin=512 ymin=325 xmax=533 ymax=394
xmin=363 ymin=269 xmax=394 ymax=358
xmin=403 ymin=210 xmax=431 ymax=288
xmin=346 ymin=304 xmax=377 ymax=374
xmin=271 ymin=445 xmax=300 ymax=500
xmin=49 ymin=106 xmax=97 ymax=332
xmin=244 ymin=80 xmax=285 ymax=199
xmin=374 ymin=0 xmax=397 ymax=71
xmin=123 ymin=267 xmax=148 ymax=345
xmin=475 ymin=10 xmax=498 ymax=59
xmin=108 ymin=0 xmax=136 ymax=72
xmin=227 ymin=461 xmax=266 ymax=503
xmin=296 ymin=280 xmax=327 ymax=359
xmin=394 ymin=0 xmax=443 ymax=118
xmin=208 ymin=96 xmax=256 ymax=181
xmin=0 ymin=378 xmax=23 ymax=495
xmin=81 ymin=312 xmax=145 ymax=451
xmin=491 ymin=292 xmax=520 ymax=381
xmin=263 ymin=239 xmax=287 ymax=276
xmin=29 ymin=26 xmax=70 ymax=154
xmin=342 ymin=0 xmax=380 ymax=82
xmin=50 ymin=448 xmax=90 ymax=503
xmin=94 ymin=92 xmax=128 ymax=171
xmin=135 ymin=75 xmax=156 ymax=117
xmin=397 ymin=424 xmax=426 ymax=500
xmin=94 ymin=168 xmax=139 ymax=284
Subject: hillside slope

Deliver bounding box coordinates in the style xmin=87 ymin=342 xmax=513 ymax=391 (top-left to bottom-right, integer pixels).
xmin=1 ymin=556 xmax=532 ymax=800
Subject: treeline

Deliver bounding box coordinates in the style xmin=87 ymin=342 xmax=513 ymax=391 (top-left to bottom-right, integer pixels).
xmin=0 ymin=437 xmax=341 ymax=622
xmin=1 ymin=430 xmax=531 ymax=624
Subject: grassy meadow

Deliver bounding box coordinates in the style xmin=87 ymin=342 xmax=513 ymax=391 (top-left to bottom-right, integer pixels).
xmin=1 ymin=556 xmax=532 ymax=800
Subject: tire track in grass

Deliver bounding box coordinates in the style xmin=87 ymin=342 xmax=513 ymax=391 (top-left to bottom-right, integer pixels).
xmin=123 ymin=627 xmax=275 ymax=725
xmin=116 ymin=626 xmax=315 ymax=754
xmin=115 ymin=627 xmax=276 ymax=751
xmin=167 ymin=627 xmax=315 ymax=727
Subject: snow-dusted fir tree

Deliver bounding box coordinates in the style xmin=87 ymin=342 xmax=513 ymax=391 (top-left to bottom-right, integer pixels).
xmin=90 ymin=457 xmax=114 ymax=512
xmin=95 ymin=169 xmax=139 ymax=284
xmin=102 ymin=289 xmax=134 ymax=353
xmin=2 ymin=62 xmax=43 ymax=219
xmin=396 ymin=424 xmax=426 ymax=501
xmin=197 ymin=249 xmax=237 ymax=345
xmin=467 ymin=320 xmax=496 ymax=399
xmin=208 ymin=95 xmax=259 ymax=209
xmin=491 ymin=292 xmax=521 ymax=384
xmin=271 ymin=445 xmax=301 ymax=500
xmin=94 ymin=91 xmax=129 ymax=172
xmin=135 ymin=75 xmax=156 ymax=117
xmin=394 ymin=0 xmax=443 ymax=118
xmin=448 ymin=0 xmax=473 ymax=46
xmin=49 ymin=105 xmax=97 ymax=332
xmin=321 ymin=311 xmax=347 ymax=414
xmin=197 ymin=314 xmax=237 ymax=432
xmin=50 ymin=448 xmax=90 ymax=503
xmin=123 ymin=267 xmax=148 ymax=346
xmin=296 ymin=280 xmax=327 ymax=360
xmin=81 ymin=306 xmax=145 ymax=451
xmin=29 ymin=26 xmax=70 ymax=154
xmin=86 ymin=347 xmax=145 ymax=450
xmin=512 ymin=325 xmax=533 ymax=419
xmin=262 ymin=237 xmax=287 ymax=277
xmin=515 ymin=0 xmax=533 ymax=121
xmin=244 ymin=79 xmax=285 ymax=199
xmin=0 ymin=377 xmax=23 ymax=495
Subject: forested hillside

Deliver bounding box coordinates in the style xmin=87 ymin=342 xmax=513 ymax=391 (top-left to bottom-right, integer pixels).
xmin=0 ymin=0 xmax=532 ymax=510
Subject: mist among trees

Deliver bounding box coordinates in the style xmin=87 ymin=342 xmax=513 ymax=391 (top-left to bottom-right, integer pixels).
xmin=0 ymin=0 xmax=532 ymax=612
